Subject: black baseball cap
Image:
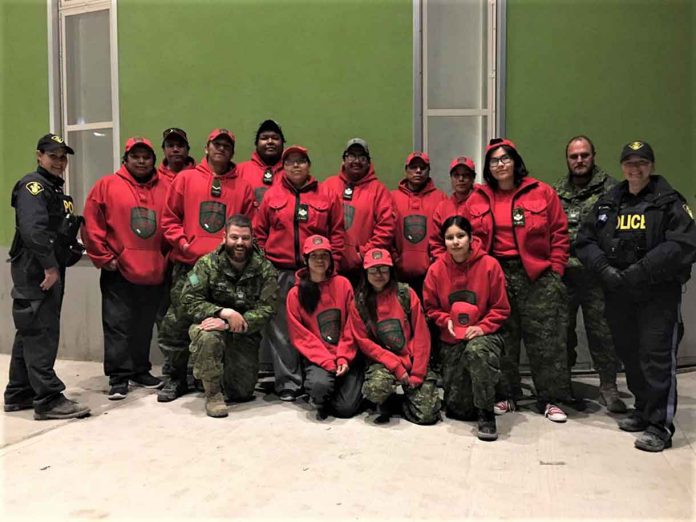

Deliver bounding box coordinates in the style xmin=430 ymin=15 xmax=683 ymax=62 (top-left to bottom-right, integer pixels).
xmin=161 ymin=127 xmax=189 ymax=147
xmin=37 ymin=134 xmax=74 ymax=154
xmin=620 ymin=140 xmax=654 ymax=163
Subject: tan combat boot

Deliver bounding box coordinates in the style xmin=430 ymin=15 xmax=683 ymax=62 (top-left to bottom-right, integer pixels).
xmin=203 ymin=381 xmax=228 ymax=418
xmin=599 ymin=383 xmax=627 ymax=413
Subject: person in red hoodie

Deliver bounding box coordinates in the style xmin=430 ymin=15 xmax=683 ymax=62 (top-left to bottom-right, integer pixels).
xmin=254 ymin=145 xmax=345 ymax=401
xmin=157 ymin=127 xmax=195 ymax=183
xmin=423 ymin=216 xmax=510 ymax=440
xmin=391 ymin=152 xmax=446 ymax=296
xmin=323 ymin=138 xmax=395 ymax=285
xmin=463 ymin=138 xmax=574 ymax=423
xmin=286 ymin=235 xmax=363 ymax=419
xmin=236 ymin=119 xmax=285 ymax=204
xmin=157 ymin=128 xmax=256 ymax=402
xmin=429 ymin=155 xmax=478 ymax=260
xmin=83 ymin=137 xmax=169 ymax=400
xmin=351 ymin=248 xmax=440 ymax=425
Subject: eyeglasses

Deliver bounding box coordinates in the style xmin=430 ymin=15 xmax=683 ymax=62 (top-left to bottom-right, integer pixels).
xmin=344 ymin=153 xmax=369 ymax=163
xmin=366 ymin=266 xmax=390 ymax=275
xmin=568 ymin=152 xmax=591 ymax=161
xmin=284 ymin=158 xmax=308 ymax=166
xmin=489 ymin=155 xmax=512 ymax=168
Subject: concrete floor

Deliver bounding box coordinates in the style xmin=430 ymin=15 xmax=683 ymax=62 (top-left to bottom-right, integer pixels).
xmin=1 ymin=354 xmax=694 ymax=521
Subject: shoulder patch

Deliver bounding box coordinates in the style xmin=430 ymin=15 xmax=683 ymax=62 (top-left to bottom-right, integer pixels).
xmin=188 ymin=273 xmax=200 ymax=286
xmin=683 ymin=203 xmax=694 ymax=220
xmin=26 ymin=181 xmax=44 ymax=196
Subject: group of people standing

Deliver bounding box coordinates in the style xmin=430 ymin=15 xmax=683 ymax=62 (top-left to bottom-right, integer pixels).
xmin=5 ymin=121 xmax=696 ymax=453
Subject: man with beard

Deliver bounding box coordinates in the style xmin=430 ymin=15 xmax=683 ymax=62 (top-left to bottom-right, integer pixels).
xmin=323 ymin=138 xmax=395 ymax=285
xmin=157 ymin=128 xmax=196 ymax=183
xmin=181 ymin=214 xmax=278 ymax=417
xmin=552 ymin=135 xmax=625 ymax=412
xmin=237 ymin=119 xmax=285 ymax=204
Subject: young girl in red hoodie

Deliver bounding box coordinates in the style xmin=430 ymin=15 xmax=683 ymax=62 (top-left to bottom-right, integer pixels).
xmin=286 ymin=235 xmax=362 ymax=419
xmin=351 ymin=248 xmax=440 ymax=425
xmin=423 ymin=216 xmax=510 ymax=440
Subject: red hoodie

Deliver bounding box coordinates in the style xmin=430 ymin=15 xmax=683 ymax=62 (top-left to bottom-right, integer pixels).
xmin=157 ymin=157 xmax=196 ymax=184
xmin=349 ymin=285 xmax=430 ymax=386
xmin=423 ymin=236 xmax=510 ymax=345
xmin=82 ymin=165 xmax=169 ymax=285
xmin=254 ymin=173 xmax=345 ymax=270
xmin=236 ymin=151 xmax=284 ymax=205
xmin=322 ymin=166 xmax=395 ymax=273
xmin=429 ymin=188 xmax=478 ymax=260
xmin=286 ymin=271 xmax=357 ymax=371
xmin=392 ymin=178 xmax=447 ymax=279
xmin=161 ymin=158 xmax=256 ymax=265
xmin=462 ymin=177 xmax=569 ymax=281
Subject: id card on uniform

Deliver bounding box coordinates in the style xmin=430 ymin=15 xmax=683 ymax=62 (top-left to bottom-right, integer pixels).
xmin=296 ymin=204 xmax=309 ymax=222
xmin=343 ymin=186 xmax=353 ymax=201
xmin=263 ymin=169 xmax=273 ymax=185
xmin=512 ymin=207 xmax=525 ymax=227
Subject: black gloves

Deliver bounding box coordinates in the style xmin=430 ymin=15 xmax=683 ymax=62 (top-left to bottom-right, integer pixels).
xmin=599 ymin=265 xmax=624 ymax=292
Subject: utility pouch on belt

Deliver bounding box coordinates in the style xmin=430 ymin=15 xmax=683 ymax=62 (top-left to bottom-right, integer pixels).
xmin=56 ymin=214 xmax=85 ymax=266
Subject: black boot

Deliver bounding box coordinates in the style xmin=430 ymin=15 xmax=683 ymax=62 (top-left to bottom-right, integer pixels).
xmin=477 ymin=409 xmax=498 ymax=441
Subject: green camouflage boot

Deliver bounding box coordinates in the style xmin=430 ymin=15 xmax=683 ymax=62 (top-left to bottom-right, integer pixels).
xmin=203 ymin=381 xmax=228 ymax=418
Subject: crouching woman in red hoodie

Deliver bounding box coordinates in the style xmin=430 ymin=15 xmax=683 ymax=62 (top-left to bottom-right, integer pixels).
xmin=351 ymin=248 xmax=441 ymax=425
xmin=286 ymin=235 xmax=363 ymax=419
xmin=423 ymin=216 xmax=510 ymax=440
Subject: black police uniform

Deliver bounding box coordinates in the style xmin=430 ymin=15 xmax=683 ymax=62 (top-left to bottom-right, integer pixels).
xmin=4 ymin=166 xmax=83 ymax=410
xmin=576 ymin=175 xmax=696 ymax=440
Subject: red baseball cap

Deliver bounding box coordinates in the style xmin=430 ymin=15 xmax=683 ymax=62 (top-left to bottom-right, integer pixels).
xmin=124 ymin=137 xmax=155 ymax=155
xmin=485 ymin=138 xmax=517 ymax=155
xmin=449 ymin=156 xmax=476 ymax=174
xmin=207 ymin=128 xmax=236 ymax=144
xmin=363 ymin=248 xmax=393 ymax=270
xmin=303 ymin=235 xmax=331 ymax=255
xmin=450 ymin=301 xmax=480 ymax=340
xmin=405 ymin=151 xmax=430 ymax=166
xmin=281 ymin=145 xmax=310 ymax=163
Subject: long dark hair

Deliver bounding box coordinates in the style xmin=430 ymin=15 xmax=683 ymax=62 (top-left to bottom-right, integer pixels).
xmin=440 ymin=215 xmax=472 ymax=240
xmin=297 ymin=253 xmax=334 ymax=314
xmin=482 ymin=142 xmax=528 ymax=190
xmin=355 ymin=266 xmax=398 ymax=328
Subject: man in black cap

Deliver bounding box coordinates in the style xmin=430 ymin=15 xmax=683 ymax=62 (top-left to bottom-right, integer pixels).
xmin=157 ymin=127 xmax=195 ymax=183
xmin=577 ymin=140 xmax=696 ymax=452
xmin=237 ymin=119 xmax=285 ymax=204
xmin=3 ymin=133 xmax=90 ymax=420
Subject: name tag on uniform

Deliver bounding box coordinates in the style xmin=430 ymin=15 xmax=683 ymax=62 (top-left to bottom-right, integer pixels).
xmin=211 ymin=177 xmax=222 ymax=198
xmin=263 ymin=169 xmax=273 ymax=185
xmin=567 ymin=208 xmax=580 ymax=224
xmin=296 ymin=204 xmax=309 ymax=222
xmin=512 ymin=207 xmax=525 ymax=227
xmin=343 ymin=186 xmax=353 ymax=201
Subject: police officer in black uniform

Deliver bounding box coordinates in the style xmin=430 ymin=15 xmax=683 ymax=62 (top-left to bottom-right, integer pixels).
xmin=3 ymin=134 xmax=91 ymax=420
xmin=576 ymin=140 xmax=696 ymax=452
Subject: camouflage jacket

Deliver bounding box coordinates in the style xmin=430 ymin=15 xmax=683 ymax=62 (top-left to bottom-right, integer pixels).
xmin=180 ymin=244 xmax=279 ymax=334
xmin=553 ymin=166 xmax=618 ymax=268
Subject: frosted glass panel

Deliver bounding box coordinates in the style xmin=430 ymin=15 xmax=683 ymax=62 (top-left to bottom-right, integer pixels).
xmin=426 ymin=0 xmax=487 ymax=110
xmin=67 ymin=128 xmax=114 ymax=212
xmin=65 ymin=10 xmax=112 ymax=125
xmin=426 ymin=116 xmax=486 ymax=193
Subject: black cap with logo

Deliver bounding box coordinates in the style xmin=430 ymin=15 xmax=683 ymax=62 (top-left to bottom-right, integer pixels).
xmin=37 ymin=134 xmax=74 ymax=154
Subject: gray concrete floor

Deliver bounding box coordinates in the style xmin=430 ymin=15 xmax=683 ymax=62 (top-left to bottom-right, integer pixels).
xmin=1 ymin=354 xmax=694 ymax=521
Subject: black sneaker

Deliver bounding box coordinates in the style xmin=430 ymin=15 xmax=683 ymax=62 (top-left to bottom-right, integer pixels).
xmin=374 ymin=403 xmax=391 ymax=425
xmin=108 ymin=382 xmax=129 ymax=400
xmin=477 ymin=409 xmax=498 ymax=441
xmin=34 ymin=396 xmax=91 ymax=420
xmin=634 ymin=428 xmax=672 ymax=452
xmin=618 ymin=410 xmax=648 ymax=432
xmin=157 ymin=378 xmax=188 ymax=403
xmin=4 ymin=399 xmax=34 ymax=412
xmin=130 ymin=372 xmax=163 ymax=389
xmin=278 ymin=389 xmax=299 ymax=402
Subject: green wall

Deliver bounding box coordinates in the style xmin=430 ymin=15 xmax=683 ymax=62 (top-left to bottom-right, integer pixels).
xmin=506 ymin=0 xmax=694 ymax=203
xmin=117 ymin=0 xmax=413 ymax=185
xmin=0 ymin=0 xmax=50 ymax=246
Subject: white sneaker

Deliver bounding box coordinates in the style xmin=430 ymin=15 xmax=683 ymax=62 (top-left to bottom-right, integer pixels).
xmin=544 ymin=403 xmax=567 ymax=423
xmin=494 ymin=400 xmax=515 ymax=415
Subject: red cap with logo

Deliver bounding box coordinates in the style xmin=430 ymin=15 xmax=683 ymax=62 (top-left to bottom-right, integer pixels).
xmin=450 ymin=301 xmax=480 ymax=340
xmin=449 ymin=156 xmax=476 ymax=174
xmin=303 ymin=235 xmax=332 ymax=255
xmin=207 ymin=128 xmax=236 ymax=144
xmin=405 ymin=151 xmax=430 ymax=166
xmin=125 ymin=137 xmax=155 ymax=155
xmin=363 ymin=248 xmax=394 ymax=270
xmin=281 ymin=145 xmax=310 ymax=163
xmin=485 ymin=138 xmax=517 ymax=155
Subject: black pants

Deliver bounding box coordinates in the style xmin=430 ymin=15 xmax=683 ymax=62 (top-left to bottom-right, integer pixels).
xmin=604 ymin=282 xmax=682 ymax=435
xmin=5 ymin=282 xmax=66 ymax=408
xmin=304 ymin=357 xmax=365 ymax=418
xmin=100 ymin=270 xmax=163 ymax=384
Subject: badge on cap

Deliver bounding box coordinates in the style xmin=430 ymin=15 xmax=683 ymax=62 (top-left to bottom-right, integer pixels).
xmin=372 ymin=251 xmax=383 ymax=259
xmin=629 ymin=141 xmax=644 ymax=150
xmin=457 ymin=313 xmax=470 ymax=325
xmin=263 ymin=169 xmax=273 ymax=185
xmin=26 ymin=181 xmax=44 ymax=196
xmin=313 ymin=237 xmax=323 ymax=245
xmin=343 ymin=186 xmax=353 ymax=201
xmin=51 ymin=135 xmax=65 ymax=144
xmin=512 ymin=207 xmax=525 ymax=227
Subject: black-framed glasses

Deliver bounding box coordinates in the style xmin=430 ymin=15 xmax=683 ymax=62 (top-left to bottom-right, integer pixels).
xmin=366 ymin=266 xmax=390 ymax=275
xmin=344 ymin=153 xmax=369 ymax=163
xmin=489 ymin=155 xmax=512 ymax=168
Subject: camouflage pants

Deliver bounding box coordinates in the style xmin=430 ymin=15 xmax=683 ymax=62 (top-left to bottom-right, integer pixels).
xmin=440 ymin=334 xmax=503 ymax=416
xmin=158 ymin=262 xmax=194 ymax=378
xmin=564 ymin=266 xmax=619 ymax=384
xmin=497 ymin=260 xmax=572 ymax=404
xmin=362 ymin=363 xmax=441 ymax=425
xmin=188 ymin=325 xmax=260 ymax=402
